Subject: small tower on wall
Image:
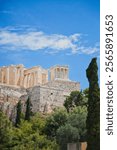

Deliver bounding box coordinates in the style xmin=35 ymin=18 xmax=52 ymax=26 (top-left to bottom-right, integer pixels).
xmin=49 ymin=65 xmax=69 ymax=81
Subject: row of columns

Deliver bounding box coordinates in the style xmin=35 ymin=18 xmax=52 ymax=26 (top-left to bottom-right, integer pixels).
xmin=0 ymin=67 xmax=24 ymax=85
xmin=23 ymin=71 xmax=38 ymax=88
xmin=0 ymin=66 xmax=69 ymax=88
xmin=0 ymin=67 xmax=48 ymax=88
xmin=55 ymin=67 xmax=68 ymax=80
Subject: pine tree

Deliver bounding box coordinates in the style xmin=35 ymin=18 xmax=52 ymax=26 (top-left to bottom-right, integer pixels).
xmin=15 ymin=100 xmax=22 ymax=127
xmin=86 ymin=58 xmax=100 ymax=150
xmin=25 ymin=97 xmax=32 ymax=121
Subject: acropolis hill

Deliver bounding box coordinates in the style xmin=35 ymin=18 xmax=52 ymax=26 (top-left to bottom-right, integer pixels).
xmin=0 ymin=64 xmax=80 ymax=119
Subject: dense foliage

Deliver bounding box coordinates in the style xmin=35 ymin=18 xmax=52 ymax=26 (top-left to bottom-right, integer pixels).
xmin=0 ymin=111 xmax=12 ymax=149
xmin=0 ymin=100 xmax=87 ymax=150
xmin=64 ymin=90 xmax=88 ymax=112
xmin=56 ymin=106 xmax=87 ymax=149
xmin=44 ymin=108 xmax=68 ymax=139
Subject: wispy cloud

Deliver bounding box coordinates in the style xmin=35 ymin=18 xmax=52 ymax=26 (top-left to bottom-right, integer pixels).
xmin=77 ymin=42 xmax=100 ymax=55
xmin=0 ymin=27 xmax=99 ymax=55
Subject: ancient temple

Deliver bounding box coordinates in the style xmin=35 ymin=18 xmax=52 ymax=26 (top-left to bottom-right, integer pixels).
xmin=50 ymin=65 xmax=69 ymax=81
xmin=0 ymin=64 xmax=70 ymax=88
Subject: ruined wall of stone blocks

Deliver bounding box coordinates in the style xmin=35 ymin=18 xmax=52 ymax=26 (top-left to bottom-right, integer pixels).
xmin=0 ymin=84 xmax=27 ymax=120
xmin=27 ymin=80 xmax=80 ymax=113
xmin=0 ymin=79 xmax=80 ymax=119
xmin=26 ymin=86 xmax=41 ymax=113
xmin=39 ymin=86 xmax=65 ymax=112
xmin=43 ymin=80 xmax=80 ymax=93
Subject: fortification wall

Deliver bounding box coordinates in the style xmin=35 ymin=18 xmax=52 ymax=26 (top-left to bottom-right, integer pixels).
xmin=26 ymin=80 xmax=80 ymax=113
xmin=0 ymin=79 xmax=80 ymax=119
xmin=0 ymin=84 xmax=27 ymax=120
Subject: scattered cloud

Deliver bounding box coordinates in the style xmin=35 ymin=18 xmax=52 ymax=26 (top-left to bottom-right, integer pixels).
xmin=0 ymin=27 xmax=99 ymax=55
xmin=77 ymin=43 xmax=99 ymax=55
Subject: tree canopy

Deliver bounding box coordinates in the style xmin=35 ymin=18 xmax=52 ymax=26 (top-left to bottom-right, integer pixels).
xmin=64 ymin=90 xmax=88 ymax=113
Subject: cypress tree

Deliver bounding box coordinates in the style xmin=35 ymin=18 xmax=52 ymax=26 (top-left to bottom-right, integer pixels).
xmin=86 ymin=58 xmax=100 ymax=150
xmin=15 ymin=100 xmax=22 ymax=127
xmin=25 ymin=97 xmax=32 ymax=121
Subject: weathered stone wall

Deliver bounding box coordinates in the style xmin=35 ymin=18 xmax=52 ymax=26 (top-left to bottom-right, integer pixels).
xmin=0 ymin=79 xmax=80 ymax=119
xmin=26 ymin=80 xmax=80 ymax=113
xmin=43 ymin=80 xmax=80 ymax=92
xmin=0 ymin=84 xmax=27 ymax=120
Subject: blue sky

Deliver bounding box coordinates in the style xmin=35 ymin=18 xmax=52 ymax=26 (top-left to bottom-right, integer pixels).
xmin=0 ymin=0 xmax=100 ymax=89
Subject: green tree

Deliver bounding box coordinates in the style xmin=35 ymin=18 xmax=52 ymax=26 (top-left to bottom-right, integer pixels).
xmin=64 ymin=91 xmax=86 ymax=112
xmin=8 ymin=115 xmax=59 ymax=150
xmin=25 ymin=97 xmax=32 ymax=121
xmin=56 ymin=124 xmax=79 ymax=150
xmin=86 ymin=58 xmax=100 ymax=150
xmin=83 ymin=88 xmax=89 ymax=106
xmin=83 ymin=88 xmax=89 ymax=99
xmin=67 ymin=106 xmax=87 ymax=142
xmin=30 ymin=113 xmax=45 ymax=134
xmin=15 ymin=100 xmax=22 ymax=127
xmin=0 ymin=111 xmax=12 ymax=149
xmin=44 ymin=108 xmax=68 ymax=138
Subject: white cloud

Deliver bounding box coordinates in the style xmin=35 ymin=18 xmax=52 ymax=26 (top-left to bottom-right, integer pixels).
xmin=77 ymin=44 xmax=99 ymax=55
xmin=0 ymin=27 xmax=99 ymax=55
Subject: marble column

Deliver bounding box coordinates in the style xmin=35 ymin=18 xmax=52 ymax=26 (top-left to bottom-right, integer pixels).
xmin=66 ymin=69 xmax=69 ymax=79
xmin=27 ymin=74 xmax=30 ymax=88
xmin=62 ymin=68 xmax=64 ymax=79
xmin=6 ymin=68 xmax=9 ymax=84
xmin=14 ymin=68 xmax=17 ymax=85
xmin=63 ymin=69 xmax=66 ymax=79
xmin=57 ymin=68 xmax=60 ymax=78
xmin=1 ymin=70 xmax=4 ymax=83
xmin=54 ymin=68 xmax=56 ymax=79
xmin=24 ymin=75 xmax=27 ymax=88
xmin=59 ymin=67 xmax=61 ymax=79
xmin=33 ymin=72 xmax=35 ymax=86
xmin=20 ymin=69 xmax=24 ymax=86
xmin=32 ymin=73 xmax=34 ymax=86
xmin=59 ymin=67 xmax=61 ymax=78
xmin=29 ymin=74 xmax=32 ymax=87
xmin=31 ymin=73 xmax=34 ymax=87
xmin=30 ymin=73 xmax=32 ymax=87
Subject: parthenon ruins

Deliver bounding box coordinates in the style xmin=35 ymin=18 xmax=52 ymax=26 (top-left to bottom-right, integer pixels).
xmin=0 ymin=64 xmax=69 ymax=88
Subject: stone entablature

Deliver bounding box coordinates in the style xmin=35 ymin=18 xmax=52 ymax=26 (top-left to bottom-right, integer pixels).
xmin=0 ymin=64 xmax=70 ymax=88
